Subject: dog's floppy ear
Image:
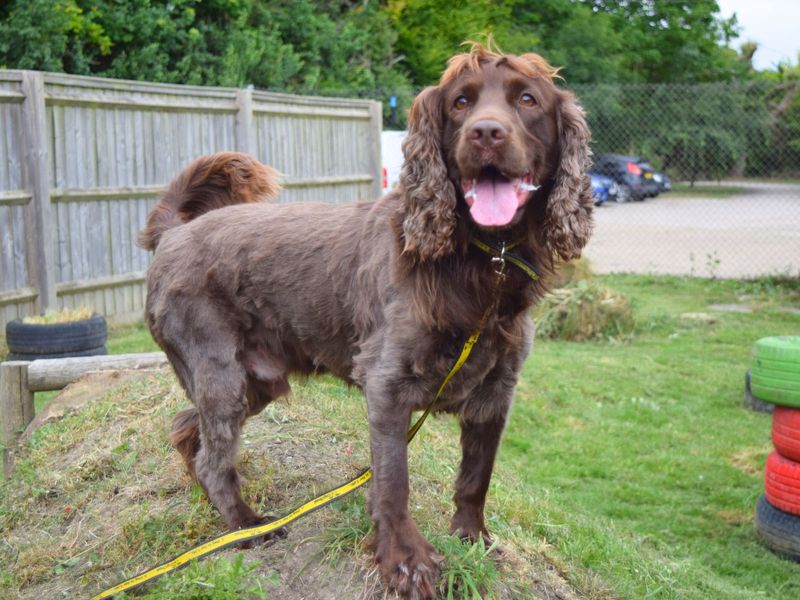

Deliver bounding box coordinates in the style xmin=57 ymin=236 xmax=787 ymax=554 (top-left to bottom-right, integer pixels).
xmin=398 ymin=86 xmax=457 ymax=262
xmin=541 ymin=90 xmax=594 ymax=262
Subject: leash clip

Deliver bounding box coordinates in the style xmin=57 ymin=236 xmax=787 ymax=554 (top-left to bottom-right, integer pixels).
xmin=491 ymin=243 xmax=507 ymax=278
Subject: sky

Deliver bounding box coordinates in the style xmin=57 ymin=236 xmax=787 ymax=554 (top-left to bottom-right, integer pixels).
xmin=717 ymin=0 xmax=800 ymax=70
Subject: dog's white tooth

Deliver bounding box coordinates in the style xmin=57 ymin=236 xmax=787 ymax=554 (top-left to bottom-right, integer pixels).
xmin=465 ymin=188 xmax=476 ymax=199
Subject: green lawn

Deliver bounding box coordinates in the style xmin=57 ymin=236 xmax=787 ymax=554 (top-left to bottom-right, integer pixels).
xmin=507 ymin=274 xmax=800 ymax=598
xmin=6 ymin=274 xmax=799 ymax=598
xmin=103 ymin=274 xmax=800 ymax=598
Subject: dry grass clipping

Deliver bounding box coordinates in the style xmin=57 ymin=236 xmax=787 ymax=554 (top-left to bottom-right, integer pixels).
xmin=22 ymin=306 xmax=94 ymax=324
xmin=536 ymin=281 xmax=634 ymax=341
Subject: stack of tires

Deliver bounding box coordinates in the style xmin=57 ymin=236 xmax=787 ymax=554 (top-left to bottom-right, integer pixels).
xmin=5 ymin=314 xmax=107 ymax=361
xmin=752 ymin=336 xmax=800 ymax=561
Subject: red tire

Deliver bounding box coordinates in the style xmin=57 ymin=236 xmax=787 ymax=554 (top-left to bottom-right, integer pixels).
xmin=773 ymin=406 xmax=800 ymax=462
xmin=765 ymin=452 xmax=800 ymax=516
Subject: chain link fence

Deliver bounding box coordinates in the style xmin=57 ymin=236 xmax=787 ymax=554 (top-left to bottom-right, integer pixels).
xmin=372 ymin=81 xmax=800 ymax=279
xmin=572 ymin=81 xmax=800 ymax=279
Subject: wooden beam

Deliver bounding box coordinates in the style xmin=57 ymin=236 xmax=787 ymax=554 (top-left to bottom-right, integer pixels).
xmin=20 ymin=71 xmax=57 ymax=314
xmin=235 ymin=87 xmax=256 ymax=156
xmin=56 ymin=271 xmax=146 ymax=295
xmin=1 ymin=361 xmax=34 ymax=478
xmin=50 ymin=185 xmax=163 ymax=203
xmin=0 ymin=191 xmax=32 ymax=207
xmin=26 ymin=352 xmax=168 ymax=392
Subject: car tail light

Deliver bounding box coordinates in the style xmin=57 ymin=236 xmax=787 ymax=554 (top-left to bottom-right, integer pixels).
xmin=382 ymin=167 xmax=388 ymax=189
xmin=626 ymin=161 xmax=642 ymax=176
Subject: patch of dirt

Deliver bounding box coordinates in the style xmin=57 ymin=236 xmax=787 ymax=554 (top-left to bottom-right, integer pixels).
xmin=1 ymin=369 xmax=584 ymax=600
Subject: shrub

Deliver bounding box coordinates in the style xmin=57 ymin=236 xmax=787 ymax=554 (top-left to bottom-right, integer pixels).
xmin=535 ymin=280 xmax=634 ymax=341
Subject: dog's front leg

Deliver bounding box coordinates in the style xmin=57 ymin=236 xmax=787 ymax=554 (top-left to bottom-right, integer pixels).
xmin=450 ymin=412 xmax=507 ymax=545
xmin=366 ymin=381 xmax=442 ymax=599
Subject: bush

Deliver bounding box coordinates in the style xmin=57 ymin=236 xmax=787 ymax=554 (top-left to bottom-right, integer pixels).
xmin=535 ymin=280 xmax=634 ymax=341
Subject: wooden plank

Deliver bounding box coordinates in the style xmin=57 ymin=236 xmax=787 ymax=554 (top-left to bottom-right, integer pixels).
xmin=283 ymin=174 xmax=373 ymax=188
xmin=1 ymin=361 xmax=34 ymax=478
xmin=26 ymin=352 xmax=168 ymax=392
xmin=20 ymin=71 xmax=56 ymax=313
xmin=0 ymin=90 xmax=24 ymax=103
xmin=0 ymin=287 xmax=37 ymax=307
xmin=55 ymin=270 xmax=145 ymax=294
xmin=368 ymin=101 xmax=383 ymax=199
xmin=235 ymin=87 xmax=256 ymax=155
xmin=0 ymin=191 xmax=32 ymax=206
xmin=46 ymin=93 xmax=237 ymax=114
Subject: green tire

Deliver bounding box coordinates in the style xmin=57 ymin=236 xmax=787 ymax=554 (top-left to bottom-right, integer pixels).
xmin=754 ymin=337 xmax=800 ymax=363
xmin=750 ymin=337 xmax=800 ymax=406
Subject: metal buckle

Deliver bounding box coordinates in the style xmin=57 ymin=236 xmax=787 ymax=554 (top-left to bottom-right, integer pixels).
xmin=491 ymin=243 xmax=507 ymax=278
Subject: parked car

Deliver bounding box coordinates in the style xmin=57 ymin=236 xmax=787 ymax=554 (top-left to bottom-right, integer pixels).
xmin=653 ymin=171 xmax=671 ymax=193
xmin=590 ymin=172 xmax=618 ymax=206
xmin=592 ymin=154 xmax=660 ymax=201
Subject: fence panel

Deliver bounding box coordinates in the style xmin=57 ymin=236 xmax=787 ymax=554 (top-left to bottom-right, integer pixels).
xmin=0 ymin=71 xmax=382 ymax=335
xmin=0 ymin=72 xmax=36 ymax=327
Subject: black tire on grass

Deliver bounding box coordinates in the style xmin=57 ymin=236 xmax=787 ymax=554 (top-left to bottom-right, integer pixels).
xmin=5 ymin=314 xmax=107 ymax=356
xmin=744 ymin=369 xmax=774 ymax=413
xmin=755 ymin=494 xmax=800 ymax=562
xmin=7 ymin=345 xmax=107 ymax=361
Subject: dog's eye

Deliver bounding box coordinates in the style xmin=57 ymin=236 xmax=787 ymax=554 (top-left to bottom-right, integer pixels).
xmin=519 ymin=93 xmax=537 ymax=107
xmin=453 ymin=95 xmax=469 ymax=110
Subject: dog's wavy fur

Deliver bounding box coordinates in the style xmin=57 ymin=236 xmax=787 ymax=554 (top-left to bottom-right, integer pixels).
xmin=141 ymin=43 xmax=592 ymax=599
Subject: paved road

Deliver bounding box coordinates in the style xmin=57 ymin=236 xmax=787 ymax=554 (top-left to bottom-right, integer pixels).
xmin=582 ymin=182 xmax=800 ymax=278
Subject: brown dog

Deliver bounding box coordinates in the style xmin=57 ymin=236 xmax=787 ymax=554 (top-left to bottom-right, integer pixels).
xmin=140 ymin=43 xmax=592 ymax=599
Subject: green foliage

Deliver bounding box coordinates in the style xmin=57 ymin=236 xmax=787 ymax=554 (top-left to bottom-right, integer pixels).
xmin=535 ymin=280 xmax=634 ymax=342
xmin=0 ymin=0 xmax=411 ymax=95
xmin=117 ymin=553 xmax=275 ymax=600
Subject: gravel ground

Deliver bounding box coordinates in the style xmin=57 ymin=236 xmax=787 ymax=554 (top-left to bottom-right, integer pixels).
xmin=582 ymin=182 xmax=800 ymax=278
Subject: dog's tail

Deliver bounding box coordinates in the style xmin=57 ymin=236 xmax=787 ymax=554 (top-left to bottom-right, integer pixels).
xmin=138 ymin=152 xmax=280 ymax=250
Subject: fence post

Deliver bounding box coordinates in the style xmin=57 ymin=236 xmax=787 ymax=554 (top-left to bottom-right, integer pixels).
xmin=20 ymin=71 xmax=56 ymax=314
xmin=235 ymin=86 xmax=257 ymax=156
xmin=368 ymin=100 xmax=383 ymax=199
xmin=1 ymin=361 xmax=34 ymax=478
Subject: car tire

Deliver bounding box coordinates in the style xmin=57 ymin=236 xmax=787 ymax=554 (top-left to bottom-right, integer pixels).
xmin=7 ymin=345 xmax=108 ymax=361
xmin=615 ymin=185 xmax=631 ymax=203
xmin=773 ymin=407 xmax=800 ymax=462
xmin=755 ymin=494 xmax=800 ymax=562
xmin=5 ymin=314 xmax=108 ymax=357
xmin=765 ymin=452 xmax=800 ymax=517
xmin=754 ymin=336 xmax=800 ymax=364
xmin=744 ymin=369 xmax=774 ymax=413
xmin=751 ymin=337 xmax=800 ymax=407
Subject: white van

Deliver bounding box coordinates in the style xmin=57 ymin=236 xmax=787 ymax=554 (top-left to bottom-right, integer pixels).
xmin=381 ymin=130 xmax=407 ymax=195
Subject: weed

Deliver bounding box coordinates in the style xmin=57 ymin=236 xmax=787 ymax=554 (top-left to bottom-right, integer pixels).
xmin=433 ymin=536 xmax=501 ymax=600
xmin=535 ymin=280 xmax=634 ymax=341
xmin=117 ymin=553 xmax=276 ymax=600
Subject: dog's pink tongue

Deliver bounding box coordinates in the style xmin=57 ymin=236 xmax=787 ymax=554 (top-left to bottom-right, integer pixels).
xmin=470 ymin=178 xmax=518 ymax=227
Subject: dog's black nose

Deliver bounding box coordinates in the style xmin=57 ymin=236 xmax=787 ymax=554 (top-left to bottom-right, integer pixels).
xmin=468 ymin=120 xmax=508 ymax=148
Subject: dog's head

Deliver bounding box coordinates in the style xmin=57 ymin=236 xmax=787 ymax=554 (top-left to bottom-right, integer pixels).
xmin=399 ymin=42 xmax=593 ymax=263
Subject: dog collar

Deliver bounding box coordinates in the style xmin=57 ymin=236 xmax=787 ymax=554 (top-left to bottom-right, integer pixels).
xmin=469 ymin=235 xmax=539 ymax=281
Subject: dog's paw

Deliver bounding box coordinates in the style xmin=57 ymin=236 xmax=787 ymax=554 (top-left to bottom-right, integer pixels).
xmin=389 ymin=550 xmax=442 ymax=600
xmin=374 ymin=525 xmax=443 ymax=599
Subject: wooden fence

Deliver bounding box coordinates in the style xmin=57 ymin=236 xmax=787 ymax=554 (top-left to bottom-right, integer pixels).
xmin=0 ymin=70 xmax=382 ymax=332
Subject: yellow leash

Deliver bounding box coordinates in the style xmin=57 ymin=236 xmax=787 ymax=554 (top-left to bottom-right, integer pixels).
xmin=92 ymin=309 xmax=493 ymax=600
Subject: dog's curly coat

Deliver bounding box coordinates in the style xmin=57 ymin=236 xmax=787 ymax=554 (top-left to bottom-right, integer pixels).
xmin=140 ymin=43 xmax=593 ymax=599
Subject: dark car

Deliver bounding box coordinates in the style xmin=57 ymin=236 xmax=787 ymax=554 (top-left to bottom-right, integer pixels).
xmin=590 ymin=172 xmax=617 ymax=206
xmin=592 ymin=154 xmax=660 ymax=201
xmin=653 ymin=171 xmax=671 ymax=193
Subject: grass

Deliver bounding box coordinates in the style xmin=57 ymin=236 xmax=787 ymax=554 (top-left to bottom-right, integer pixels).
xmin=21 ymin=306 xmax=94 ymax=324
xmin=2 ymin=273 xmax=799 ymax=598
xmin=668 ymin=183 xmax=746 ymax=198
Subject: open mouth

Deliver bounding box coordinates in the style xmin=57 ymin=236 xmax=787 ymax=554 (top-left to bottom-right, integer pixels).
xmin=460 ymin=167 xmax=539 ymax=227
